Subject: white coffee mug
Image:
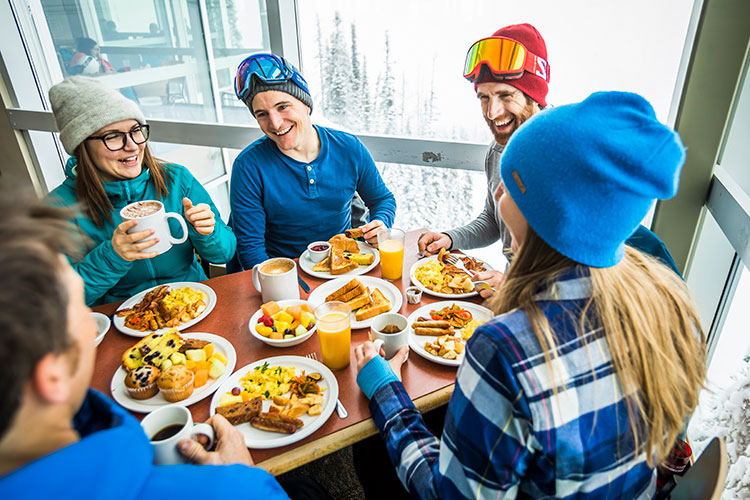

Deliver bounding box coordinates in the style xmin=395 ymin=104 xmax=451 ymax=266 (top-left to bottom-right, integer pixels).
xmin=370 ymin=312 xmax=409 ymax=360
xmin=140 ymin=405 xmax=215 ymax=465
xmin=120 ymin=200 xmax=188 ymax=255
xmin=252 ymin=257 xmax=300 ymax=303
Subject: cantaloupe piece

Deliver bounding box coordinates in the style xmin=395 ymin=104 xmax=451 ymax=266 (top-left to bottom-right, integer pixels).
xmin=261 ymin=301 xmax=280 ymax=317
xmin=300 ymin=303 xmax=313 ymax=314
xmin=270 ymin=330 xmax=283 ymax=340
xmin=286 ymin=305 xmax=302 ymax=321
xmin=194 ymin=368 xmax=209 ymax=388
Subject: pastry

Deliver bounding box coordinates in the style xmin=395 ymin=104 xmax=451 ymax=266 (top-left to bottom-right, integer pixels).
xmin=215 ymin=397 xmax=262 ymax=425
xmin=124 ymin=365 xmax=160 ymax=400
xmin=157 ymin=364 xmax=195 ymax=402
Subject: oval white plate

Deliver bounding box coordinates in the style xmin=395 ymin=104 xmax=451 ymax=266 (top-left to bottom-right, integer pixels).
xmin=409 ymin=255 xmax=493 ymax=299
xmin=209 ymin=355 xmax=338 ymax=449
xmin=306 ymin=276 xmax=403 ymax=329
xmin=298 ymin=240 xmax=380 ymax=279
xmin=111 ymin=332 xmax=237 ymax=413
xmin=92 ymin=312 xmax=111 ymax=346
xmin=113 ymin=282 xmax=217 ymax=338
xmin=248 ymin=299 xmax=317 ymax=348
xmin=407 ymin=301 xmax=492 ymax=367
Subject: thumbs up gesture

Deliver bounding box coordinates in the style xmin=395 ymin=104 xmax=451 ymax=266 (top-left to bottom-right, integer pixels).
xmin=183 ymin=197 xmax=215 ymax=236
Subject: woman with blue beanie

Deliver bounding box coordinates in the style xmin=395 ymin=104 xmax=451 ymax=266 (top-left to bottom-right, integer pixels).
xmin=354 ymin=92 xmax=705 ymax=499
xmin=46 ymin=76 xmax=236 ymax=305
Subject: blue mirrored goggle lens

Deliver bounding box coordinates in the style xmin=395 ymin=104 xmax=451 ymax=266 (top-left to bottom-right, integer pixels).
xmin=234 ymin=55 xmax=293 ymax=99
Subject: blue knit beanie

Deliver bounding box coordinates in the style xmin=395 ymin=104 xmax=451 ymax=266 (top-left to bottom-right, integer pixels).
xmin=500 ymin=91 xmax=685 ymax=268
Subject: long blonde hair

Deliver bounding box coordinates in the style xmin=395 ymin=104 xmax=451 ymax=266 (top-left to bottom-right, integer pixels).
xmin=73 ymin=143 xmax=172 ymax=227
xmin=489 ymin=229 xmax=705 ymax=466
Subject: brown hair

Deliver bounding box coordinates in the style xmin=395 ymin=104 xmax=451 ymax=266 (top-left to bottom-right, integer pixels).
xmin=489 ymin=228 xmax=705 ymax=466
xmin=73 ymin=143 xmax=172 ymax=226
xmin=0 ymin=183 xmax=82 ymax=439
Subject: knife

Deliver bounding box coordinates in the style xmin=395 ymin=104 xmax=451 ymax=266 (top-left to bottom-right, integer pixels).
xmin=298 ymin=276 xmax=311 ymax=293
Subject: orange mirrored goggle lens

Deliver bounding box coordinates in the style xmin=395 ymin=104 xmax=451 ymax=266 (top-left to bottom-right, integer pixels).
xmin=463 ymin=37 xmax=527 ymax=82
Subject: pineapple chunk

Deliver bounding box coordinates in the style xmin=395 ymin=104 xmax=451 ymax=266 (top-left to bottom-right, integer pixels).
xmin=208 ymin=357 xmax=226 ymax=379
xmin=170 ymin=351 xmax=187 ymax=365
xmin=185 ymin=349 xmax=206 ymax=362
xmin=275 ymin=311 xmax=294 ymax=324
xmin=211 ymin=352 xmax=228 ymax=365
xmin=299 ymin=311 xmax=315 ymax=328
xmin=219 ymin=392 xmax=243 ymax=406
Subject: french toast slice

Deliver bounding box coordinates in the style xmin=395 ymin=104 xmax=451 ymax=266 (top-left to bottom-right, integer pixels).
xmin=355 ymin=288 xmax=391 ymax=321
xmin=325 ymin=278 xmax=362 ymax=302
xmin=345 ymin=287 xmax=371 ymax=310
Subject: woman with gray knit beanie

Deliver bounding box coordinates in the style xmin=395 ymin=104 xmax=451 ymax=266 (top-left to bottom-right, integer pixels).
xmin=46 ymin=76 xmax=236 ymax=306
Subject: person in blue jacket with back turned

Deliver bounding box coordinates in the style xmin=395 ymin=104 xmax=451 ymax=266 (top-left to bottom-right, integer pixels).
xmin=46 ymin=76 xmax=236 ymax=306
xmin=230 ymin=53 xmax=396 ymax=270
xmin=0 ymin=186 xmax=290 ymax=500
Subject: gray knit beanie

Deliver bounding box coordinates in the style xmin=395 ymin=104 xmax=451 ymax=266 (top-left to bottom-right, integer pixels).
xmin=244 ymin=79 xmax=314 ymax=117
xmin=49 ymin=76 xmax=146 ymax=155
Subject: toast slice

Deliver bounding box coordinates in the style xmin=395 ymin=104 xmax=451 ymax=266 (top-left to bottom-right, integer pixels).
xmin=330 ymin=240 xmax=357 ymax=275
xmin=345 ymin=287 xmax=371 ymax=310
xmin=312 ymin=255 xmax=331 ymax=273
xmin=325 ymin=278 xmax=362 ymax=302
xmin=344 ymin=228 xmax=364 ymax=239
xmin=355 ymin=288 xmax=391 ymax=321
xmin=329 ymin=234 xmax=359 ymax=253
xmin=343 ymin=251 xmax=374 ymax=266
xmin=334 ymin=282 xmax=367 ymax=303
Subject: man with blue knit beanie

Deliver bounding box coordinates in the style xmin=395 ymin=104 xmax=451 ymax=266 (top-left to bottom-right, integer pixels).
xmin=230 ymin=53 xmax=396 ymax=270
xmin=355 ymin=91 xmax=687 ymax=499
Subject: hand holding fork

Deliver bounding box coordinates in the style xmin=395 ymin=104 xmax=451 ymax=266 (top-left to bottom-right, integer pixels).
xmin=442 ymin=253 xmax=495 ymax=293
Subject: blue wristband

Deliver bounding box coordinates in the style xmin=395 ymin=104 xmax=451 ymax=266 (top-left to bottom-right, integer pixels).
xmin=356 ymin=355 xmax=399 ymax=399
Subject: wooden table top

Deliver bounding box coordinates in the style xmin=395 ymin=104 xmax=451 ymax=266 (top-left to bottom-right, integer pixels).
xmin=91 ymin=229 xmax=484 ymax=474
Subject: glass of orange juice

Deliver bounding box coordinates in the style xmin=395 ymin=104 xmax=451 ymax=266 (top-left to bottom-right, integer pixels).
xmin=314 ymin=301 xmax=352 ymax=370
xmin=377 ymin=228 xmax=405 ymax=280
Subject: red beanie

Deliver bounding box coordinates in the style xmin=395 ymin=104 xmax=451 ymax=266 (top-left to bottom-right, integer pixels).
xmin=473 ymin=23 xmax=549 ymax=107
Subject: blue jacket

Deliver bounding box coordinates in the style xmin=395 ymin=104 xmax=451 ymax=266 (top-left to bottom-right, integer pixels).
xmin=0 ymin=390 xmax=289 ymax=500
xmin=47 ymin=158 xmax=236 ymax=306
xmin=230 ymin=125 xmax=396 ymax=269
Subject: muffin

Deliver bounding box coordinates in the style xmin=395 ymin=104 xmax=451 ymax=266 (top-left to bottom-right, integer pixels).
xmin=124 ymin=365 xmax=160 ymax=400
xmin=157 ymin=364 xmax=195 ymax=402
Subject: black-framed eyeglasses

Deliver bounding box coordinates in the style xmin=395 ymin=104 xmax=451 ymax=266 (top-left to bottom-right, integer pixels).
xmin=87 ymin=124 xmax=150 ymax=151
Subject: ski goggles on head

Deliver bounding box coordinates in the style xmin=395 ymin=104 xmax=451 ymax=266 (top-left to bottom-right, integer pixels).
xmin=463 ymin=37 xmax=549 ymax=83
xmin=234 ymin=53 xmax=310 ymax=102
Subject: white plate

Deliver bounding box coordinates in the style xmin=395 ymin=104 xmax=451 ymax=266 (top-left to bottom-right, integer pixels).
xmin=113 ymin=282 xmax=217 ymax=337
xmin=407 ymin=301 xmax=493 ymax=367
xmin=409 ymin=255 xmax=493 ymax=299
xmin=248 ymin=299 xmax=317 ymax=348
xmin=111 ymin=332 xmax=237 ymax=413
xmin=209 ymin=355 xmax=338 ymax=449
xmin=92 ymin=312 xmax=110 ymax=346
xmin=298 ymin=241 xmax=380 ymax=279
xmin=307 ymin=276 xmax=403 ymax=329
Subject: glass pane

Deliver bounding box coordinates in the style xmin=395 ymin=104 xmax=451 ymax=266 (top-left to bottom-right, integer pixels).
xmin=206 ymin=0 xmax=271 ymax=125
xmin=719 ymin=60 xmax=750 ymax=195
xmin=298 ymin=0 xmax=694 ymax=142
xmin=39 ymin=0 xmax=269 ymax=124
xmin=688 ymin=262 xmax=750 ymax=461
xmin=149 ymin=142 xmax=224 ymax=184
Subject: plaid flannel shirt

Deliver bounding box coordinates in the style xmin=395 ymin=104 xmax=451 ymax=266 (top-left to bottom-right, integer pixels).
xmin=370 ymin=269 xmax=657 ymax=499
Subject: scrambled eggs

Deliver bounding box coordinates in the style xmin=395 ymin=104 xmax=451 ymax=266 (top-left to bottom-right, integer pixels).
xmin=461 ymin=319 xmax=485 ymax=340
xmin=162 ymin=286 xmax=207 ymax=313
xmin=239 ymin=363 xmax=297 ymax=399
xmin=414 ymin=260 xmax=446 ymax=291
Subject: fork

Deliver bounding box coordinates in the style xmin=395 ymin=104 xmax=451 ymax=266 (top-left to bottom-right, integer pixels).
xmin=306 ymin=352 xmax=348 ymax=418
xmin=443 ymin=254 xmax=495 ymax=293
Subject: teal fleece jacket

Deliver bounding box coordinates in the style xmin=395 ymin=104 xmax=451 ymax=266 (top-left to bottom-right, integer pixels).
xmin=47 ymin=158 xmax=236 ymax=306
xmin=0 ymin=390 xmax=290 ymax=500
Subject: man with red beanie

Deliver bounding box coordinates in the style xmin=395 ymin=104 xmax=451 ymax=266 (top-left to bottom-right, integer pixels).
xmin=417 ymin=23 xmax=549 ymax=293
